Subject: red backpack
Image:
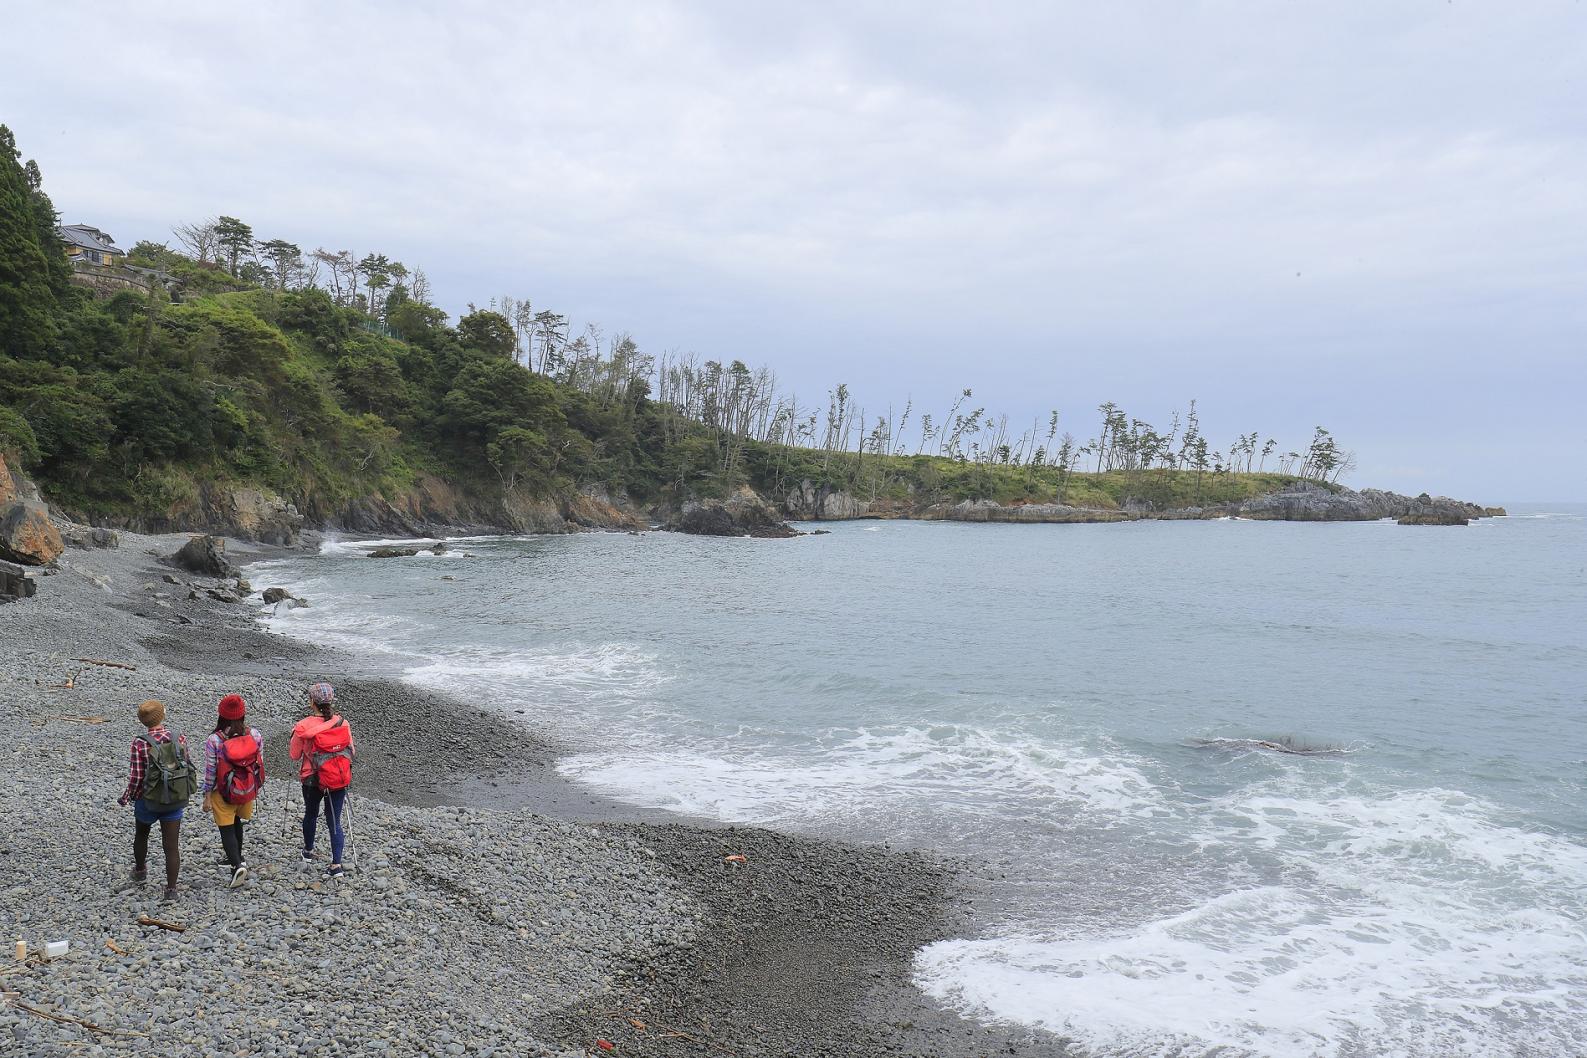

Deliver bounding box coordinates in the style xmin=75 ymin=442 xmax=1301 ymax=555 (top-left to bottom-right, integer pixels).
xmin=217 ymin=732 xmax=263 ymax=804
xmin=310 ymin=717 xmax=353 ymax=791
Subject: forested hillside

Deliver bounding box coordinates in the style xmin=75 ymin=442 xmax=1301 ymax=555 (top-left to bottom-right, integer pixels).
xmin=0 ymin=125 xmax=1342 ymax=533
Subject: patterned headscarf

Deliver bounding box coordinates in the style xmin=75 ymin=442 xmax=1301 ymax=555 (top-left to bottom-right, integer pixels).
xmin=308 ymin=682 xmax=336 ymax=706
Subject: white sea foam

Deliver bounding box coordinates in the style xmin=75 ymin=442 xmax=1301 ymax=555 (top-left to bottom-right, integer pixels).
xmin=313 ymin=532 xmax=514 ymax=556
xmin=915 ymin=786 xmax=1587 ymax=1058
xmin=258 ymin=590 xmax=414 ymax=656
xmin=404 ymin=642 xmax=671 ymax=704
xmin=559 ymin=725 xmax=1169 ymax=829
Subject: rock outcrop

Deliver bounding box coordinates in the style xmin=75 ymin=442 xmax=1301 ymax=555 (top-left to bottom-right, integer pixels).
xmin=917 ymin=499 xmax=1133 ymax=524
xmin=1396 ymin=493 xmax=1474 ymax=525
xmin=675 ymin=488 xmax=799 ymax=538
xmin=0 ymin=500 xmax=64 ymax=566
xmin=785 ymin=482 xmax=874 ymax=520
xmin=55 ymin=481 xmax=303 ymax=545
xmin=167 ymin=535 xmax=236 ymax=578
xmin=1236 ymin=483 xmax=1494 ymax=523
xmin=368 ymin=546 xmax=421 ymax=558
xmin=778 ymin=476 xmax=1502 ymax=527
xmin=261 ymin=587 xmax=309 ymax=607
xmin=62 ymin=526 xmax=120 ymax=550
xmin=0 ymin=455 xmax=64 ymax=566
xmin=0 ymin=559 xmax=37 ymax=600
xmin=205 ymin=486 xmax=303 ymax=546
xmin=0 ymin=454 xmax=16 ymax=507
xmin=330 ymin=477 xmax=646 ymax=537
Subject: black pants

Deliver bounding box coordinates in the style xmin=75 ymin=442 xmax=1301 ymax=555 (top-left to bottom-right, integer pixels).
xmin=217 ymin=818 xmax=245 ymax=870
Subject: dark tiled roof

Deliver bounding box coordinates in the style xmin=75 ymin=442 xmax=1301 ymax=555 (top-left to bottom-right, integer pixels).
xmin=58 ymin=224 xmax=124 ymax=255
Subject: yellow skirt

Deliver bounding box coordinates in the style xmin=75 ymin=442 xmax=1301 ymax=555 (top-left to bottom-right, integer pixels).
xmin=204 ymin=790 xmax=256 ymax=826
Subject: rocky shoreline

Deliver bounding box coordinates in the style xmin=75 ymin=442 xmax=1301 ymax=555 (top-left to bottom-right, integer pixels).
xmin=783 ymin=479 xmax=1505 ymax=527
xmin=6 ymin=440 xmax=1499 ymax=554
xmin=0 ymin=532 xmax=1070 ymax=1057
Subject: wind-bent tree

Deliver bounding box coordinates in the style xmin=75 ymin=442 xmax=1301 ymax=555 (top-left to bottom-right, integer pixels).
xmin=214 ymin=216 xmax=254 ymax=276
xmin=257 ymin=239 xmax=303 ymax=292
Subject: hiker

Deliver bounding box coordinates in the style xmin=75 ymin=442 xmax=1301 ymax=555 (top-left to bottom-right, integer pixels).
xmin=202 ymin=693 xmax=265 ymax=888
xmin=117 ymin=699 xmax=196 ymax=901
xmin=290 ymin=682 xmax=356 ymax=878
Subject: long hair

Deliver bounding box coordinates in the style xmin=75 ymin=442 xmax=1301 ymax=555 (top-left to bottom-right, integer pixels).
xmin=315 ymin=698 xmax=334 ymax=720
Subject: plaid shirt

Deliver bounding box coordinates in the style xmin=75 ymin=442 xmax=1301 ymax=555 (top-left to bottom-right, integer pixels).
xmin=120 ymin=726 xmax=187 ymax=805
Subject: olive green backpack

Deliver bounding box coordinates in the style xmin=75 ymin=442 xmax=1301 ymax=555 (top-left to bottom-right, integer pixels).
xmin=139 ymin=733 xmax=197 ymax=810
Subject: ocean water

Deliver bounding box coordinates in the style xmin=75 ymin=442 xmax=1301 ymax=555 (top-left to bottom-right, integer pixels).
xmin=250 ymin=506 xmax=1587 ymax=1058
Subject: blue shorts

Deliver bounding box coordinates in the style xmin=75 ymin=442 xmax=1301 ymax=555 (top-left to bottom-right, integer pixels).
xmin=134 ymin=799 xmax=185 ymax=824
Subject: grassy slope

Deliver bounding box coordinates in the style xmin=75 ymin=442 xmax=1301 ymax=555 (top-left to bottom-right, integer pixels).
xmin=745 ymin=442 xmax=1326 ymax=512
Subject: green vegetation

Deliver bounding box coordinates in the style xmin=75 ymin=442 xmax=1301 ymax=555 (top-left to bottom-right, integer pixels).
xmin=0 ymin=124 xmax=1342 ymax=526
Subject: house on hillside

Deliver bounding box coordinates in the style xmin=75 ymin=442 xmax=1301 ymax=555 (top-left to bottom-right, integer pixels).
xmin=58 ymin=223 xmax=125 ymax=266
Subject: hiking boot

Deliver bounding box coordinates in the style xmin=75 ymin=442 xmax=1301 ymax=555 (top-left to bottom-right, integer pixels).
xmin=327 ymin=864 xmax=345 ymax=879
xmin=130 ymin=866 xmax=147 ymax=883
xmin=228 ymin=865 xmax=249 ymax=889
xmin=161 ymin=886 xmax=179 ymax=903
xmin=300 ymin=849 xmax=318 ymax=863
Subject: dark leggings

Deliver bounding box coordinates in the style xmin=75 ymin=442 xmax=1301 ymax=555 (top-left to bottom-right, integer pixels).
xmin=301 ymin=783 xmax=347 ymax=863
xmin=134 ymin=818 xmax=181 ymax=890
xmin=218 ymin=819 xmax=246 ymax=870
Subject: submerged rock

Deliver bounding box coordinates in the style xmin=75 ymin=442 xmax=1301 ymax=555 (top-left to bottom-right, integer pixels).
xmin=261 ymin=586 xmax=310 ymax=607
xmin=1398 ymin=511 xmax=1469 ymax=525
xmin=368 ymin=546 xmax=421 ymax=558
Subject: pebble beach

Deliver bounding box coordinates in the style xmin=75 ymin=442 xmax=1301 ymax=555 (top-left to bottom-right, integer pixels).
xmin=0 ymin=533 xmax=1066 ymax=1058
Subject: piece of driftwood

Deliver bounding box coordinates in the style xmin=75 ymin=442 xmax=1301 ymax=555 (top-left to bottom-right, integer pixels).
xmin=73 ymin=658 xmax=137 ymax=671
xmin=8 ymin=999 xmax=146 ymax=1037
xmin=55 ymin=716 xmax=109 ymax=725
xmin=105 ymin=939 xmax=127 ymax=955
xmin=135 ymin=916 xmax=185 ymax=933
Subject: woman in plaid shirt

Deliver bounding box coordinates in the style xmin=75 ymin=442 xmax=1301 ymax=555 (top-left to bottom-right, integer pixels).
xmin=117 ymin=699 xmax=189 ymax=900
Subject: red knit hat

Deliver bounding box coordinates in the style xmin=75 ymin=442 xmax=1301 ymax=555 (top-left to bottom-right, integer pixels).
xmin=218 ymin=694 xmax=247 ymax=720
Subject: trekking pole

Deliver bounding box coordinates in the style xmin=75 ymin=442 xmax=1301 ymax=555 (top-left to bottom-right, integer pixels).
xmin=342 ymin=791 xmax=358 ymax=871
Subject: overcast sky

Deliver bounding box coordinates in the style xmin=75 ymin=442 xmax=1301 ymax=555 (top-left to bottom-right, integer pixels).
xmin=6 ymin=2 xmax=1584 ymax=500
